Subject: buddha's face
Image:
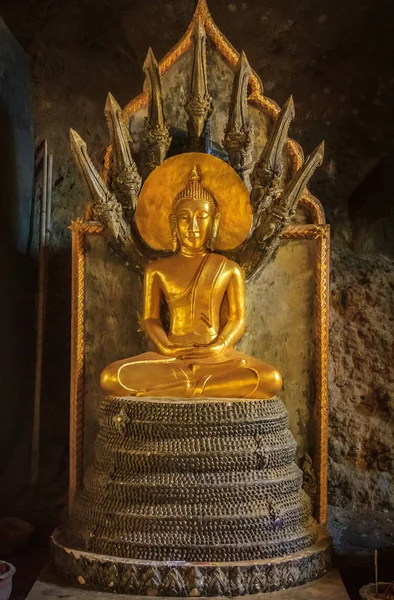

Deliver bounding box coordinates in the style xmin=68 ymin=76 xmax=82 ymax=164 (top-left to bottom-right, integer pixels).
xmin=174 ymin=197 xmax=213 ymax=252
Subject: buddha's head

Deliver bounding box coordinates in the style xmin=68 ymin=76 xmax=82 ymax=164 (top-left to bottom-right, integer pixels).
xmin=170 ymin=165 xmax=221 ymax=253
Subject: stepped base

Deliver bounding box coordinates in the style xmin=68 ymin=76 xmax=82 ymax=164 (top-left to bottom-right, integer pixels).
xmin=68 ymin=396 xmax=318 ymax=563
xmin=50 ymin=525 xmax=332 ymax=596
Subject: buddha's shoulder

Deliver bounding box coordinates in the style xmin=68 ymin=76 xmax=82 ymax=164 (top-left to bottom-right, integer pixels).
xmin=212 ymin=254 xmax=243 ymax=276
xmin=145 ymin=256 xmax=174 ymax=276
xmin=145 ymin=254 xmax=243 ymax=276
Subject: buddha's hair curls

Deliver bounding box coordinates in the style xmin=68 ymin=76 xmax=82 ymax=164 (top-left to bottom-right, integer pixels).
xmin=170 ymin=164 xmax=218 ymax=217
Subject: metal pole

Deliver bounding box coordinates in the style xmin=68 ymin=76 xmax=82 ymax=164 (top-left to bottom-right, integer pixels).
xmin=46 ymin=154 xmax=53 ymax=240
xmin=31 ymin=141 xmax=49 ymax=485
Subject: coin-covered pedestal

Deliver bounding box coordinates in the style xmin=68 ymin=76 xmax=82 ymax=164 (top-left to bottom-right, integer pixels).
xmin=51 ymin=395 xmax=331 ymax=595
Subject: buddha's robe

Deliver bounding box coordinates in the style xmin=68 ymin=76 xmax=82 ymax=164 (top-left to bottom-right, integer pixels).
xmin=101 ymin=254 xmax=282 ymax=399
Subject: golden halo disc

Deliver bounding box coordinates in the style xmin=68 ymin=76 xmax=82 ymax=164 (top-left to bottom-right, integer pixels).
xmin=135 ymin=152 xmax=253 ymax=251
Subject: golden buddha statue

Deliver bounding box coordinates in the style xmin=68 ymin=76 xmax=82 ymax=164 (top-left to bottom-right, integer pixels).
xmin=101 ymin=155 xmax=282 ymax=399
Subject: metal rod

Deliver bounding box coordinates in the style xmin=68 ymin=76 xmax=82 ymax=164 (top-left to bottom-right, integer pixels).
xmin=31 ymin=141 xmax=48 ymax=485
xmin=46 ymin=154 xmax=53 ymax=240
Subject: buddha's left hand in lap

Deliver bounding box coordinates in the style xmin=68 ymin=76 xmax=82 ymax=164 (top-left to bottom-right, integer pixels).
xmin=178 ymin=339 xmax=227 ymax=360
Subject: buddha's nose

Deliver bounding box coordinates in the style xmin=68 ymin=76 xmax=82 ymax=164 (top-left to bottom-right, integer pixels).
xmin=189 ymin=215 xmax=199 ymax=233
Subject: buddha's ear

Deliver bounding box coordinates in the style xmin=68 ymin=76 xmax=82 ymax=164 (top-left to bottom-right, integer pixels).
xmin=169 ymin=213 xmax=179 ymax=252
xmin=208 ymin=212 xmax=221 ymax=251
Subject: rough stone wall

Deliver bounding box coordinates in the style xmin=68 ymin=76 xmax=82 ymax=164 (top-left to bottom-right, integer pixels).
xmin=329 ymin=249 xmax=394 ymax=513
xmin=1 ymin=0 xmax=394 ymax=550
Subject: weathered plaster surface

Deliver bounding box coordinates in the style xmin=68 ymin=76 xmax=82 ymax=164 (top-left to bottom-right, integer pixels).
xmin=239 ymin=239 xmax=316 ymax=460
xmin=84 ymin=235 xmax=143 ymax=469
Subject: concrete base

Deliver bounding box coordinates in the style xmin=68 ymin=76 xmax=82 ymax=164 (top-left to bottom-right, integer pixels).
xmin=26 ymin=564 xmax=349 ymax=599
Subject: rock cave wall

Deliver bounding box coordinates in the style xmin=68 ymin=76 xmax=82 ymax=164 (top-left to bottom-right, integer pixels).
xmin=1 ymin=0 xmax=393 ymax=551
xmin=0 ymin=17 xmax=35 ymax=511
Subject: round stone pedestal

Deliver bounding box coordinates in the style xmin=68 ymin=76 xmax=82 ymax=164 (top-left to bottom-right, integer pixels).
xmin=52 ymin=395 xmax=331 ymax=595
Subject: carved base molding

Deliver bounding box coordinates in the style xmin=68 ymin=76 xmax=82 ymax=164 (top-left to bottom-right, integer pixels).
xmin=50 ymin=526 xmax=331 ymax=596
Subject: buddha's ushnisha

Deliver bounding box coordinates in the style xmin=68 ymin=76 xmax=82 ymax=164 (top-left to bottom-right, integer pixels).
xmin=101 ymin=164 xmax=282 ymax=398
